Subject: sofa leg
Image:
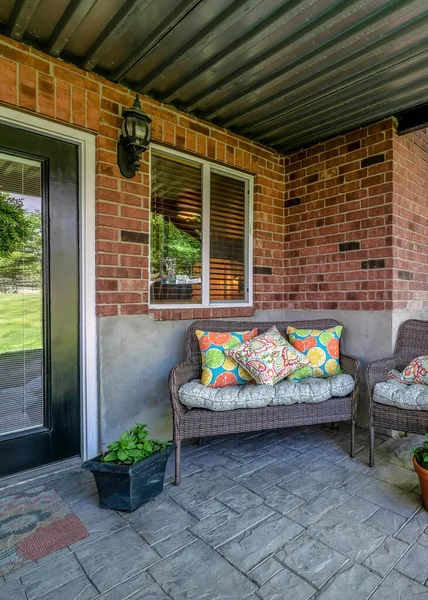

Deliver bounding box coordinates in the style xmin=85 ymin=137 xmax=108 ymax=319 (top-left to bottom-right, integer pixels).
xmin=174 ymin=439 xmax=181 ymax=486
xmin=330 ymin=422 xmax=339 ymax=430
xmin=198 ymin=437 xmax=204 ymax=446
xmin=369 ymin=426 xmax=375 ymax=467
xmin=351 ymin=420 xmax=356 ymax=458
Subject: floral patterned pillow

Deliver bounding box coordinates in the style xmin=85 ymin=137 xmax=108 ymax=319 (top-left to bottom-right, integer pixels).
xmin=286 ymin=326 xmax=343 ymax=381
xmin=225 ymin=326 xmax=309 ymax=386
xmin=196 ymin=329 xmax=258 ymax=388
xmin=389 ymin=356 xmax=428 ymax=385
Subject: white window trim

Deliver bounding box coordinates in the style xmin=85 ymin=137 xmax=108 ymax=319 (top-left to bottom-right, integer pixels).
xmin=149 ymin=144 xmax=254 ymax=309
xmin=0 ymin=105 xmax=98 ymax=461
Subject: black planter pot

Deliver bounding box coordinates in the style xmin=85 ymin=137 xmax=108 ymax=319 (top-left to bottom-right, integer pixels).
xmin=82 ymin=444 xmax=174 ymax=512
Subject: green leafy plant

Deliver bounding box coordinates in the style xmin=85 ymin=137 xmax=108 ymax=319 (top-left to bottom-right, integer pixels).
xmin=100 ymin=423 xmax=170 ymax=465
xmin=0 ymin=193 xmax=32 ymax=255
xmin=412 ymin=434 xmax=428 ymax=470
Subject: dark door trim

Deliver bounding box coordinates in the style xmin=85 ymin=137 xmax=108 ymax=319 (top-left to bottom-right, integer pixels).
xmin=0 ymin=105 xmax=98 ymax=464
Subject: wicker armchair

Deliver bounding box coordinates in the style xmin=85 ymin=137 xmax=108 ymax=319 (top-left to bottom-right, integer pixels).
xmin=367 ymin=319 xmax=428 ymax=467
xmin=169 ymin=319 xmax=360 ymax=485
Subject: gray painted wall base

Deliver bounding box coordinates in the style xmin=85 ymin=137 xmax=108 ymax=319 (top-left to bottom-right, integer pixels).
xmin=98 ymin=309 xmax=425 ymax=449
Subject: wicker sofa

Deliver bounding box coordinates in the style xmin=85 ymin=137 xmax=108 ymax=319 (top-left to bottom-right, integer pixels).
xmin=367 ymin=319 xmax=428 ymax=467
xmin=169 ymin=319 xmax=360 ymax=485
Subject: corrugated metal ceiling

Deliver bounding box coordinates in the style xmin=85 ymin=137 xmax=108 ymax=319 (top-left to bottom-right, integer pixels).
xmin=1 ymin=0 xmax=428 ymax=152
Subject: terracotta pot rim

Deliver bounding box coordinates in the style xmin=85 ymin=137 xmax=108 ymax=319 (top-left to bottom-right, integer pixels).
xmin=413 ymin=455 xmax=428 ymax=480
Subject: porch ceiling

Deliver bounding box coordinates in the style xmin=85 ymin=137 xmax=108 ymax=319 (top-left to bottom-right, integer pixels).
xmin=2 ymin=0 xmax=428 ymax=152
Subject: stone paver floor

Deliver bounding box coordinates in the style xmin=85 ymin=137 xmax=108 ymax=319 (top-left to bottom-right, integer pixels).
xmin=2 ymin=424 xmax=428 ymax=599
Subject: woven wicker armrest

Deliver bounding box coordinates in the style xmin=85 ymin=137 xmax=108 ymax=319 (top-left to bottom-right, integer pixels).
xmin=366 ymin=357 xmax=397 ymax=397
xmin=168 ymin=361 xmax=200 ymax=417
xmin=340 ymin=354 xmax=360 ymax=385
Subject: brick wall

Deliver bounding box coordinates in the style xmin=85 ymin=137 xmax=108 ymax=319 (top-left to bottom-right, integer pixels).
xmin=2 ymin=34 xmax=427 ymax=319
xmin=0 ymin=34 xmax=284 ymax=320
xmin=393 ymin=128 xmax=428 ymax=310
xmin=284 ymin=119 xmax=395 ymax=311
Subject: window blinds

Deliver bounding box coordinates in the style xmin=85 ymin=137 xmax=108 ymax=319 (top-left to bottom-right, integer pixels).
xmin=150 ymin=151 xmax=202 ymax=304
xmin=210 ymin=172 xmax=246 ymax=302
xmin=0 ymin=155 xmax=41 ymax=198
xmin=150 ymin=149 xmax=249 ymax=305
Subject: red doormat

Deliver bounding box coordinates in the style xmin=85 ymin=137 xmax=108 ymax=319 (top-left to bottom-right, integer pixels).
xmin=0 ymin=484 xmax=89 ymax=575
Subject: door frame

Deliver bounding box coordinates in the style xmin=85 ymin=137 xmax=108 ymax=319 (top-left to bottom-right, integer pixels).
xmin=0 ymin=105 xmax=98 ymax=461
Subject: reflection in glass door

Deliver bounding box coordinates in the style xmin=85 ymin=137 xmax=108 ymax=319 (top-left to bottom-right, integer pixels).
xmin=0 ymin=154 xmax=43 ymax=436
xmin=0 ymin=124 xmax=79 ymax=476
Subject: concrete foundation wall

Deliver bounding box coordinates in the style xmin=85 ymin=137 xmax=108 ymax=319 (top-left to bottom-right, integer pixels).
xmin=98 ymin=309 xmax=403 ymax=447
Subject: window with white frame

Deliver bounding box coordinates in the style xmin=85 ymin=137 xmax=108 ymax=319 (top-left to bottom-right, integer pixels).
xmin=150 ymin=146 xmax=253 ymax=307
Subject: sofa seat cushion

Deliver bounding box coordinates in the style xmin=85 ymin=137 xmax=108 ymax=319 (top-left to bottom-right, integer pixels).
xmin=374 ymin=379 xmax=428 ymax=411
xmin=179 ymin=373 xmax=355 ymax=411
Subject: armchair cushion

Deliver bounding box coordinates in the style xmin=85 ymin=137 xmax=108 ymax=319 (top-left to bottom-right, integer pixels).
xmin=179 ymin=373 xmax=355 ymax=411
xmin=374 ymin=379 xmax=428 ymax=411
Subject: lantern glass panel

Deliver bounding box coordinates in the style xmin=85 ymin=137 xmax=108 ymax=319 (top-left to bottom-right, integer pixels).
xmin=122 ymin=117 xmax=130 ymax=138
xmin=135 ymin=120 xmax=148 ymax=140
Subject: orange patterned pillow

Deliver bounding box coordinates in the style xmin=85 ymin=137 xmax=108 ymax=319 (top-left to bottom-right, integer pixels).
xmin=196 ymin=329 xmax=258 ymax=388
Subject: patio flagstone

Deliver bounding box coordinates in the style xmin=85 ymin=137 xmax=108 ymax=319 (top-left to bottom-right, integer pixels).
xmin=95 ymin=571 xmax=154 ymax=600
xmin=74 ymin=527 xmax=159 ymax=593
xmin=370 ymin=570 xmax=428 ymax=599
xmin=248 ymin=556 xmax=283 ymax=586
xmin=217 ymin=512 xmax=304 ymax=572
xmin=123 ymin=494 xmax=195 ymax=543
xmin=31 ymin=575 xmax=98 ymax=600
xmin=258 ymin=567 xmax=315 ymax=600
xmin=216 ymin=482 xmax=264 ymax=512
xmin=395 ymin=542 xmax=428 ymax=585
xmin=363 ymin=535 xmax=409 ymax=576
xmin=275 ymin=533 xmax=348 ymax=588
xmin=2 ymin=426 xmax=428 ymax=600
xmin=200 ymin=504 xmax=274 ymax=548
xmin=308 ymin=509 xmax=387 ymax=563
xmin=260 ymin=484 xmax=304 ymax=514
xmin=0 ymin=579 xmax=27 ymax=600
xmin=372 ymin=463 xmax=419 ymax=492
xmin=21 ymin=554 xmax=86 ymax=600
xmin=336 ymin=495 xmax=379 ymax=522
xmin=315 ymin=563 xmax=381 ymax=600
xmin=395 ymin=509 xmax=428 ymax=544
xmin=280 ymin=471 xmax=329 ymax=500
xmin=152 ymin=529 xmax=197 ymax=558
xmin=364 ymin=507 xmax=407 ymax=536
xmin=189 ymin=506 xmax=236 ymax=537
xmin=149 ymin=539 xmax=256 ymax=599
xmin=133 ymin=583 xmax=171 ymax=599
xmin=287 ymin=487 xmax=350 ymax=527
xmin=356 ymin=479 xmax=422 ymax=518
xmin=234 ymin=459 xmax=299 ymax=492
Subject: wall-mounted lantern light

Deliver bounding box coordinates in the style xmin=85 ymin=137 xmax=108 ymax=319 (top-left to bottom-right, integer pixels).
xmin=117 ymin=94 xmax=152 ymax=178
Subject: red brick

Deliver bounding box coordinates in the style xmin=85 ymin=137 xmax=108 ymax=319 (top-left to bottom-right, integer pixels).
xmin=97 ymin=266 xmax=141 ymax=278
xmin=56 ymin=79 xmax=71 ymax=121
xmin=120 ymin=279 xmax=148 ymax=292
xmin=18 ymin=65 xmax=36 ymax=111
xmin=3 ymin=34 xmax=413 ymax=316
xmin=86 ymin=90 xmax=100 ymax=131
xmin=72 ymin=85 xmax=85 ymax=126
xmin=97 ymin=305 xmax=118 ymax=316
xmin=37 ymin=72 xmax=55 ymax=117
xmin=0 ymin=41 xmax=50 ymax=73
xmin=97 ymin=279 xmax=118 ymax=291
xmin=120 ymin=304 xmax=147 ymax=315
xmin=0 ymin=57 xmax=17 ymax=105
